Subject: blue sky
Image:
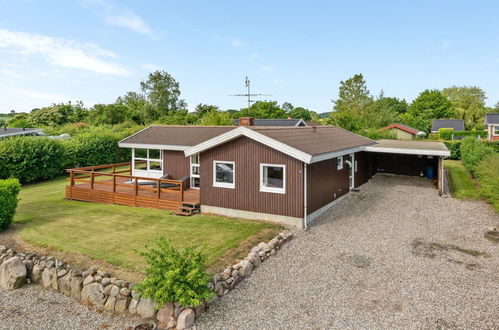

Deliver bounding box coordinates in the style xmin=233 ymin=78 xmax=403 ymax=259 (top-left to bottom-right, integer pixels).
xmin=1 ymin=0 xmax=498 ymax=114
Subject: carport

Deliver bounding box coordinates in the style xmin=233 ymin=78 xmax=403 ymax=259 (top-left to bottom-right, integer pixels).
xmin=364 ymin=139 xmax=451 ymax=195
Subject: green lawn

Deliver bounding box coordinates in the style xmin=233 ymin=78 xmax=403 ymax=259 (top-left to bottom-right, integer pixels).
xmin=13 ymin=174 xmax=280 ymax=279
xmin=444 ymin=160 xmax=480 ymax=200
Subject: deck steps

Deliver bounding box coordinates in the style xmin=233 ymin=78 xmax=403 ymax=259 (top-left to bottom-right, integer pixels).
xmin=175 ymin=202 xmax=201 ymax=216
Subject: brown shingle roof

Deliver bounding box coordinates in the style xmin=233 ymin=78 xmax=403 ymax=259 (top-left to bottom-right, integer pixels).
xmin=119 ymin=125 xmax=236 ymax=147
xmin=249 ymin=126 xmax=375 ymax=155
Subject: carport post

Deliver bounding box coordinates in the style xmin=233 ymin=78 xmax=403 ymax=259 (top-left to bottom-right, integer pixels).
xmin=438 ymin=156 xmax=444 ymax=195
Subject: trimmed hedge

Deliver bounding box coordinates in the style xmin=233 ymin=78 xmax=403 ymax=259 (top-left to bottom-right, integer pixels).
xmin=439 ymin=130 xmax=487 ymax=140
xmin=0 ymin=178 xmax=21 ymax=231
xmin=444 ymin=141 xmax=461 ymax=160
xmin=475 ymin=154 xmax=499 ymax=211
xmin=460 ymin=137 xmax=495 ymax=175
xmin=0 ymin=129 xmax=135 ymax=183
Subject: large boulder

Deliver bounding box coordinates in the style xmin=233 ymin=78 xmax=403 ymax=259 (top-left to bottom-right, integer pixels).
xmin=157 ymin=302 xmax=174 ymax=324
xmin=239 ymin=260 xmax=253 ymax=277
xmin=71 ymin=276 xmax=83 ymax=300
xmin=115 ymin=295 xmax=131 ymax=313
xmin=81 ymin=282 xmax=106 ymax=306
xmin=41 ymin=268 xmax=52 ymax=288
xmin=176 ymin=308 xmax=195 ymax=330
xmin=31 ymin=265 xmax=43 ymax=283
xmin=0 ymin=257 xmax=27 ymax=290
xmin=58 ymin=274 xmax=72 ymax=295
xmin=137 ymin=298 xmax=157 ymax=318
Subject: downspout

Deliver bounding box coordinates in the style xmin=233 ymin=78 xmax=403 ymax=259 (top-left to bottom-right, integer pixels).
xmin=303 ymin=163 xmax=308 ymax=230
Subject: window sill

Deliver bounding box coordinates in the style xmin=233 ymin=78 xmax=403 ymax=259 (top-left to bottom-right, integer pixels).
xmin=260 ymin=187 xmax=285 ymax=194
xmin=213 ymin=183 xmax=235 ymax=189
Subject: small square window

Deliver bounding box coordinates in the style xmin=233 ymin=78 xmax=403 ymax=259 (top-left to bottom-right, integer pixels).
xmin=213 ymin=161 xmax=235 ymax=188
xmin=337 ymin=156 xmax=343 ymax=170
xmin=260 ymin=164 xmax=285 ymax=194
xmin=494 ymin=126 xmax=499 ymax=135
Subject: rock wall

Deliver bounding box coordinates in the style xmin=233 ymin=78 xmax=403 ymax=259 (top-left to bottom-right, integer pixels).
xmin=0 ymin=231 xmax=293 ymax=329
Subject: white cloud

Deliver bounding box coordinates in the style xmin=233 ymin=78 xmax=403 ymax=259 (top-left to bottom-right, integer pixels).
xmin=0 ymin=29 xmax=130 ymax=75
xmin=259 ymin=65 xmax=275 ymax=73
xmin=105 ymin=11 xmax=156 ymax=37
xmin=83 ymin=0 xmax=157 ymax=37
xmin=250 ymin=53 xmax=260 ymax=60
xmin=230 ymin=38 xmax=246 ymax=48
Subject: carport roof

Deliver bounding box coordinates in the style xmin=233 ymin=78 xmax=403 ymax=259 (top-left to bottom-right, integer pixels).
xmin=364 ymin=139 xmax=450 ymax=157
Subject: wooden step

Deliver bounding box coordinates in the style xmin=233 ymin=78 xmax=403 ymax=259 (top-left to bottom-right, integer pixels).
xmin=175 ymin=211 xmax=193 ymax=216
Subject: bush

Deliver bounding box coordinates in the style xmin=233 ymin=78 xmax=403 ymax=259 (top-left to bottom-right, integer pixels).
xmin=444 ymin=141 xmax=462 ymax=160
xmin=475 ymin=154 xmax=499 ymax=211
xmin=136 ymin=237 xmax=213 ymax=307
xmin=437 ymin=127 xmax=454 ymax=140
xmin=358 ymin=128 xmax=396 ymax=140
xmin=460 ymin=137 xmax=495 ymax=175
xmin=438 ymin=130 xmax=487 ymax=140
xmin=0 ymin=178 xmax=21 ymax=231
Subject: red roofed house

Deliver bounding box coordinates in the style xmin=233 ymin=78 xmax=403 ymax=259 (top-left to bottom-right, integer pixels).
xmin=380 ymin=123 xmax=423 ymax=140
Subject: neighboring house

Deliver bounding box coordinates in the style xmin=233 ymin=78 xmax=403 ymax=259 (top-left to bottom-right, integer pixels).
xmin=380 ymin=123 xmax=424 ymax=140
xmin=485 ymin=113 xmax=499 ymax=141
xmin=233 ymin=117 xmax=307 ymax=127
xmin=66 ymin=119 xmax=450 ymax=229
xmin=0 ymin=127 xmax=44 ymax=138
xmin=431 ymin=119 xmax=465 ymax=133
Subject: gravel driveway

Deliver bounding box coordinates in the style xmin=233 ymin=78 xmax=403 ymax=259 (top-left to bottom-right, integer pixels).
xmin=0 ymin=284 xmax=140 ymax=329
xmin=197 ymin=174 xmax=499 ymax=329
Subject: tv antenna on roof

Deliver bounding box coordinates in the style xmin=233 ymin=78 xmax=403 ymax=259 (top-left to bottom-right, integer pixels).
xmin=229 ymin=76 xmax=272 ymax=109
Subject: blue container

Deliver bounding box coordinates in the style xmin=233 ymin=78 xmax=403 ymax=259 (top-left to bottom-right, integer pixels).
xmin=425 ymin=166 xmax=435 ymax=179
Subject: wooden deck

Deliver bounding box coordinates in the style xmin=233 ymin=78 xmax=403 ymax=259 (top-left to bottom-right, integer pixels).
xmin=65 ymin=162 xmax=200 ymax=211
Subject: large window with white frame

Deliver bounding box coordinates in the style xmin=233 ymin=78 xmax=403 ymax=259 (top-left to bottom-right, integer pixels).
xmin=133 ymin=148 xmax=163 ymax=178
xmin=337 ymin=156 xmax=343 ymax=170
xmin=213 ymin=161 xmax=235 ymax=188
xmin=190 ymin=154 xmax=200 ymax=189
xmin=494 ymin=125 xmax=499 ymax=136
xmin=260 ymin=163 xmax=285 ymax=194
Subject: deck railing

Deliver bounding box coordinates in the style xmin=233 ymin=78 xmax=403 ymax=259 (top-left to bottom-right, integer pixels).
xmin=66 ymin=162 xmax=185 ymax=201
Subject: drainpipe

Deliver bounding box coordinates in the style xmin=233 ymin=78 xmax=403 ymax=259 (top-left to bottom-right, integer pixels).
xmin=303 ymin=163 xmax=308 ymax=230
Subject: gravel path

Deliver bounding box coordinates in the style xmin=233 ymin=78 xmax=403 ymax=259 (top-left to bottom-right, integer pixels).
xmin=197 ymin=174 xmax=499 ymax=329
xmin=0 ymin=284 xmax=140 ymax=330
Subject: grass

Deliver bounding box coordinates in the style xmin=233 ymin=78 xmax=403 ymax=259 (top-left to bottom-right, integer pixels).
xmin=9 ymin=172 xmax=280 ymax=280
xmin=444 ymin=160 xmax=480 ymax=200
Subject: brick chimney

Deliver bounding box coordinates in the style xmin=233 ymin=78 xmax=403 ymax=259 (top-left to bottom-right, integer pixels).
xmin=239 ymin=117 xmax=255 ymax=126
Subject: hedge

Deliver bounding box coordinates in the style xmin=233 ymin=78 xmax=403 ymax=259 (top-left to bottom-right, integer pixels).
xmin=460 ymin=137 xmax=495 ymax=175
xmin=0 ymin=129 xmax=134 ymax=183
xmin=439 ymin=130 xmax=487 ymax=140
xmin=475 ymin=154 xmax=499 ymax=211
xmin=444 ymin=141 xmax=461 ymax=160
xmin=0 ymin=178 xmax=21 ymax=231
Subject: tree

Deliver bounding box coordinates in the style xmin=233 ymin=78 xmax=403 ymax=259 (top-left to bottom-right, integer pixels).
xmin=157 ymin=110 xmax=198 ymax=125
xmin=195 ymin=104 xmax=219 ymax=117
xmin=330 ymin=73 xmax=373 ymax=131
xmin=281 ymin=102 xmax=294 ymax=113
xmin=364 ymin=94 xmax=407 ymax=128
xmin=140 ymin=70 xmax=186 ymax=119
xmin=198 ymin=109 xmax=233 ymax=126
xmin=26 ymin=101 xmax=88 ymax=127
xmin=289 ymin=107 xmax=312 ymax=121
xmin=405 ymin=89 xmax=453 ymax=132
xmin=442 ymin=86 xmax=486 ymax=129
xmin=0 ymin=119 xmax=5 ymax=127
xmin=6 ymin=113 xmax=31 ymax=128
xmin=89 ymin=104 xmax=131 ymax=125
xmin=235 ymin=101 xmax=287 ymax=119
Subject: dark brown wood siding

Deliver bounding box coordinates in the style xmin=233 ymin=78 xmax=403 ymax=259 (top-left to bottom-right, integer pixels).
xmin=354 ymin=151 xmax=373 ymax=188
xmin=163 ymin=150 xmax=190 ymax=180
xmin=199 ymin=136 xmax=304 ymax=218
xmin=306 ymin=155 xmax=350 ymax=214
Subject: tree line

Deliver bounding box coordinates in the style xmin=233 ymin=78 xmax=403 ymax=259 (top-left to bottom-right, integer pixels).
xmin=4 ymin=70 xmax=498 ymax=134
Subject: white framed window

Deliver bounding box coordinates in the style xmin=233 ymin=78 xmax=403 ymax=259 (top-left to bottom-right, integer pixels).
xmin=133 ymin=148 xmax=163 ymax=178
xmin=494 ymin=125 xmax=499 ymax=136
xmin=337 ymin=156 xmax=343 ymax=170
xmin=190 ymin=154 xmax=200 ymax=189
xmin=213 ymin=160 xmax=235 ymax=188
xmin=260 ymin=164 xmax=286 ymax=194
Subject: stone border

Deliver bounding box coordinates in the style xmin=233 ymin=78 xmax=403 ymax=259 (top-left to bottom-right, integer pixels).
xmin=0 ymin=230 xmax=293 ymax=329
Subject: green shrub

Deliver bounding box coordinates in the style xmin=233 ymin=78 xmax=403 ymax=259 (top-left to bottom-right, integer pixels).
xmin=136 ymin=237 xmax=213 ymax=307
xmin=439 ymin=130 xmax=487 ymax=140
xmin=0 ymin=178 xmax=21 ymax=231
xmin=474 ymin=154 xmax=499 ymax=211
xmin=437 ymin=127 xmax=454 ymax=140
xmin=0 ymin=137 xmax=67 ymax=182
xmin=460 ymin=137 xmax=495 ymax=175
xmin=428 ymin=133 xmax=439 ymax=140
xmin=358 ymin=128 xmax=396 ymax=140
xmin=444 ymin=141 xmax=462 ymax=160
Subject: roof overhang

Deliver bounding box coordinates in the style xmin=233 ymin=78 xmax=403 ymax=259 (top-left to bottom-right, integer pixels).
xmin=310 ymin=145 xmax=375 ymax=163
xmin=0 ymin=129 xmax=43 ymax=138
xmin=364 ymin=145 xmax=450 ymax=157
xmin=118 ymin=142 xmax=190 ymax=151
